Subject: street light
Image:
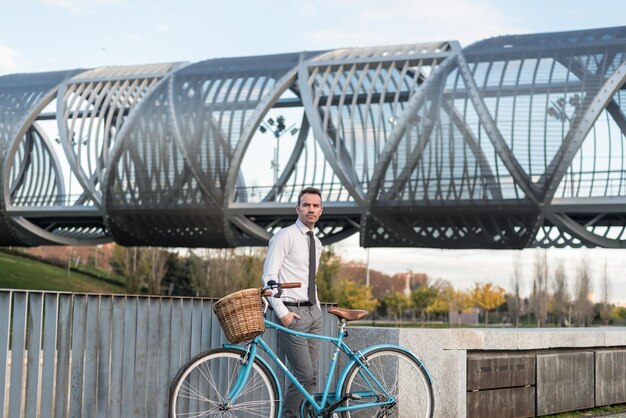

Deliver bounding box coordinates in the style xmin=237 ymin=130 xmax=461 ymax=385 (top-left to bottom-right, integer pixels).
xmin=258 ymin=115 xmax=299 ymax=184
xmin=547 ymin=94 xmax=581 ymax=196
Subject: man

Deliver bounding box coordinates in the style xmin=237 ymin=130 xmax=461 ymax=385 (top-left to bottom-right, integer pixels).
xmin=262 ymin=187 xmax=323 ymax=418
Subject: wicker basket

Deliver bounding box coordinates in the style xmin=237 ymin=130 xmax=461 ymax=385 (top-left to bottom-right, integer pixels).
xmin=213 ymin=288 xmax=265 ymax=344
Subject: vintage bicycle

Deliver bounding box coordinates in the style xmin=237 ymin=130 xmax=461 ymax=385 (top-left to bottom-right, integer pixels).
xmin=169 ymin=281 xmax=434 ymax=417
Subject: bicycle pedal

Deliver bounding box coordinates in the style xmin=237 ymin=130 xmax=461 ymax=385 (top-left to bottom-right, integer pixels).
xmin=348 ymin=394 xmax=361 ymax=400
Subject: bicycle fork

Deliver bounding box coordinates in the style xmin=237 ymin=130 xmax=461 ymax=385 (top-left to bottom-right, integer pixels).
xmin=222 ymin=343 xmax=257 ymax=410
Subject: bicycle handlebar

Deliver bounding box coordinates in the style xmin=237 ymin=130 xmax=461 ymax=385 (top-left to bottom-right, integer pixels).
xmin=279 ymin=282 xmax=302 ymax=289
xmin=262 ymin=281 xmax=302 ymax=300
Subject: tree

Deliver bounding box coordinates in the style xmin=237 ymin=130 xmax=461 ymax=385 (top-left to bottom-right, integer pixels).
xmin=599 ymin=260 xmax=611 ymax=325
xmin=110 ymin=245 xmax=149 ymax=293
xmin=509 ymin=253 xmax=523 ymax=327
xmin=146 ymin=247 xmax=168 ymax=295
xmin=552 ymin=260 xmax=569 ymax=327
xmin=426 ymin=280 xmax=454 ymax=323
xmin=187 ymin=249 xmax=261 ymax=298
xmin=531 ymin=250 xmax=549 ymax=327
xmin=573 ymin=258 xmax=594 ymax=327
xmin=161 ymin=252 xmax=193 ymax=296
xmin=316 ymin=246 xmax=342 ymax=302
xmin=333 ymin=279 xmax=377 ymax=312
xmin=380 ymin=292 xmax=411 ymax=321
xmin=411 ymin=286 xmax=438 ymax=323
xmin=471 ymin=282 xmax=506 ymax=326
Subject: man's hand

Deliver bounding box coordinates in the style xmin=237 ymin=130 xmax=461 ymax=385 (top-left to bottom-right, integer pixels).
xmin=280 ymin=312 xmax=301 ymax=327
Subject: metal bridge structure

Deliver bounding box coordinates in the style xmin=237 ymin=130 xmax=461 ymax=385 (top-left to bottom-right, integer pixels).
xmin=2 ymin=25 xmax=626 ymax=249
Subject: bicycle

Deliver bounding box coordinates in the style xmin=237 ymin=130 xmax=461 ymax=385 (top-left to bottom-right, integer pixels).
xmin=169 ymin=281 xmax=435 ymax=417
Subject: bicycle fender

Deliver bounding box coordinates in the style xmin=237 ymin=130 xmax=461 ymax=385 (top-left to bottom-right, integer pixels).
xmin=222 ymin=344 xmax=283 ymax=416
xmin=335 ymin=343 xmax=433 ymax=393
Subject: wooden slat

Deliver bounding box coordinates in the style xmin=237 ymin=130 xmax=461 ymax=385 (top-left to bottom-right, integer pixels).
xmin=467 ymin=354 xmax=535 ymax=390
xmin=146 ymin=298 xmax=160 ymax=418
xmin=596 ymin=349 xmax=626 ymax=406
xmin=179 ymin=299 xmax=193 ymax=364
xmin=54 ymin=294 xmax=72 ymax=418
xmin=40 ymin=293 xmax=58 ymax=418
xmin=108 ymin=296 xmax=125 ymax=418
xmin=170 ymin=299 xmax=189 ymax=414
xmin=169 ymin=299 xmax=183 ymax=375
xmin=210 ymin=302 xmax=223 ymax=350
xmin=69 ymin=294 xmax=87 ymax=418
xmin=82 ymin=295 xmax=100 ymax=417
xmin=188 ymin=299 xmax=202 ymax=415
xmin=200 ymin=299 xmax=212 ymax=351
xmin=132 ymin=297 xmax=148 ymax=417
xmin=156 ymin=299 xmax=172 ymax=418
xmin=96 ymin=296 xmax=112 ymax=418
xmin=120 ymin=296 xmax=137 ymax=417
xmin=190 ymin=299 xmax=202 ymax=357
xmin=467 ymin=386 xmax=535 ymax=418
xmin=0 ymin=291 xmax=12 ymax=417
xmin=9 ymin=292 xmax=27 ymax=418
xmin=537 ymin=352 xmax=595 ymax=415
xmin=25 ymin=292 xmax=44 ymax=418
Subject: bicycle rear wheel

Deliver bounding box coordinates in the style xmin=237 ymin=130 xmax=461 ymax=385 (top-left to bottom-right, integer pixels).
xmin=170 ymin=347 xmax=279 ymax=418
xmin=341 ymin=347 xmax=434 ymax=418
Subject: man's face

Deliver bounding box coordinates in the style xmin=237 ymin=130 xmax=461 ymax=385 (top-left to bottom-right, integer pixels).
xmin=296 ymin=193 xmax=323 ymax=229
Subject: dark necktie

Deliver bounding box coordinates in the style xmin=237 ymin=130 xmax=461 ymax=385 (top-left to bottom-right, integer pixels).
xmin=307 ymin=230 xmax=316 ymax=303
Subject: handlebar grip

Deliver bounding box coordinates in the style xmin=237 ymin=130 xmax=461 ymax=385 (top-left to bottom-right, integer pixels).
xmin=262 ymin=290 xmax=273 ymax=297
xmin=280 ymin=282 xmax=302 ymax=289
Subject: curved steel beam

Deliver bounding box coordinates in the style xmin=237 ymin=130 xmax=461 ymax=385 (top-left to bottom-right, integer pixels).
xmin=442 ymin=100 xmax=503 ymax=200
xmin=380 ymin=73 xmax=445 ymax=201
xmin=544 ymin=211 xmax=626 ymax=248
xmin=542 ymin=60 xmax=626 ymax=205
xmin=229 ymin=214 xmax=272 ymax=243
xmin=224 ymin=68 xmax=301 ymax=207
xmin=101 ymin=63 xmax=190 ymax=214
xmin=297 ymin=58 xmax=365 ymax=205
xmin=367 ymin=47 xmax=458 ymax=205
xmin=455 ymin=45 xmax=540 ymax=204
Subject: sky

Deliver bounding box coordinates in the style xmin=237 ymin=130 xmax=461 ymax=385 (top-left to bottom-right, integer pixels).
xmin=1 ymin=0 xmax=626 ymax=302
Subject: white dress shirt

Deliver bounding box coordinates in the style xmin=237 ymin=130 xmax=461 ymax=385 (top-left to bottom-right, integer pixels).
xmin=262 ymin=218 xmax=323 ymax=319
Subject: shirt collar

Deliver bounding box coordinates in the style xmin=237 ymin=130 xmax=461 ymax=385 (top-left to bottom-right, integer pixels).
xmin=295 ymin=218 xmax=313 ymax=235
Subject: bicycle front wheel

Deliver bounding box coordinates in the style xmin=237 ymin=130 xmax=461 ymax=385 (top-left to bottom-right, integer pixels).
xmin=170 ymin=347 xmax=280 ymax=418
xmin=341 ymin=347 xmax=434 ymax=418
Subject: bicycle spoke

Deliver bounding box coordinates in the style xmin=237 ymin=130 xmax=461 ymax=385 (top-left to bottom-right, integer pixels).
xmin=341 ymin=348 xmax=433 ymax=418
xmin=171 ymin=349 xmax=278 ymax=418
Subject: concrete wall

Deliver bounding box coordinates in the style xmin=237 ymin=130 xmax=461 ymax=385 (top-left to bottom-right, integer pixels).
xmin=349 ymin=327 xmax=626 ymax=418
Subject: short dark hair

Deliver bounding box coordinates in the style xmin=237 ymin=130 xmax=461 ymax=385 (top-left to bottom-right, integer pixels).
xmin=297 ymin=187 xmax=322 ymax=206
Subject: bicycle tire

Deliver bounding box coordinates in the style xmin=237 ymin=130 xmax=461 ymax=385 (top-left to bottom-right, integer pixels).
xmin=340 ymin=347 xmax=434 ymax=418
xmin=170 ymin=347 xmax=280 ymax=418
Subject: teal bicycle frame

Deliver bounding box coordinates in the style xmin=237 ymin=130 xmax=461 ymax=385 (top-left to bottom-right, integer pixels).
xmin=224 ymin=317 xmax=400 ymax=417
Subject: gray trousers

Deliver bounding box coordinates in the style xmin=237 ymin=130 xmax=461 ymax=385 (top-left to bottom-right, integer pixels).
xmin=279 ymin=305 xmax=323 ymax=418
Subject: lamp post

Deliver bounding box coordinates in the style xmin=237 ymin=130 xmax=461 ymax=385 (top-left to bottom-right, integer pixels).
xmin=547 ymin=94 xmax=581 ymax=197
xmin=258 ymin=115 xmax=298 ymax=185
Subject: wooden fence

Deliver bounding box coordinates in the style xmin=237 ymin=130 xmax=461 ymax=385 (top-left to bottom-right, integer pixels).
xmin=0 ymin=289 xmax=337 ymax=418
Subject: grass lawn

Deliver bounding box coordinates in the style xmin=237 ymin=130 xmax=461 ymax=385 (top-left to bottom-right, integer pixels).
xmin=0 ymin=251 xmax=126 ymax=294
xmin=545 ymin=404 xmax=626 ymax=417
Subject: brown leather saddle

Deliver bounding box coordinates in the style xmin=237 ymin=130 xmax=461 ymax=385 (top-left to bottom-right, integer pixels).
xmin=327 ymin=307 xmax=368 ymax=322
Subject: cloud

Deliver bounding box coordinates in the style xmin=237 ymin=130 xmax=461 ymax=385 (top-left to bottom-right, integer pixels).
xmin=304 ymin=0 xmax=527 ymax=48
xmin=155 ymin=22 xmax=171 ymax=33
xmin=0 ymin=44 xmax=24 ymax=74
xmin=43 ymin=0 xmax=126 ymax=13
